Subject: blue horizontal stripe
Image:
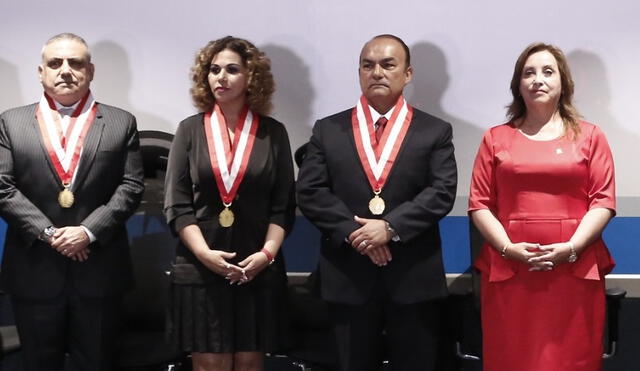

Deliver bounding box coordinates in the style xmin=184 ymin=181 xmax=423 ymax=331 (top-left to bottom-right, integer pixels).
xmin=0 ymin=216 xmax=638 ymax=274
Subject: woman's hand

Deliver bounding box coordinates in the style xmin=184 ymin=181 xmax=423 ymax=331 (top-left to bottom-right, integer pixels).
xmin=195 ymin=249 xmax=244 ymax=278
xmin=502 ymin=242 xmax=553 ymax=271
xmin=233 ymin=252 xmax=271 ymax=284
xmin=528 ymin=242 xmax=572 ymax=268
xmin=228 ymin=223 xmax=286 ymax=284
xmin=178 ymin=225 xmax=245 ymax=279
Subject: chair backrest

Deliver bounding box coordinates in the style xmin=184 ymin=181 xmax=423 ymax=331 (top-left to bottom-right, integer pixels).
xmin=121 ymin=130 xmax=176 ymax=331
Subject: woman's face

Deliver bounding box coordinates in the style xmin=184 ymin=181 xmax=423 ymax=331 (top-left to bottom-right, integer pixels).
xmin=208 ymin=49 xmax=249 ymax=107
xmin=519 ymin=50 xmax=562 ymax=109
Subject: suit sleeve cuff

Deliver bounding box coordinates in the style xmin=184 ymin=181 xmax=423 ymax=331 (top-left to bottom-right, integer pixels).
xmin=81 ymin=225 xmax=97 ymax=243
xmin=332 ymin=221 xmax=360 ymax=248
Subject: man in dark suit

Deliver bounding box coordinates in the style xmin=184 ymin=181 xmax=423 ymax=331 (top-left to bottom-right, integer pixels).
xmin=0 ymin=33 xmax=144 ymax=371
xmin=297 ymin=34 xmax=457 ymax=371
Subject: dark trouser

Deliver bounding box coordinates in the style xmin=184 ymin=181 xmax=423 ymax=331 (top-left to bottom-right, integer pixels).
xmin=11 ymin=289 xmax=122 ymax=371
xmin=328 ymin=294 xmax=445 ymax=371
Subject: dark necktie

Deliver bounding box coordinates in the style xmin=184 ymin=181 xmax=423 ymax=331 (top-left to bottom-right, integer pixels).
xmin=375 ymin=116 xmax=388 ymax=145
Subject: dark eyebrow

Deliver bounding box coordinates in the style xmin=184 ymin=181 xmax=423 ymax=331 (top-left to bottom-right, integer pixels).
xmin=211 ymin=62 xmax=242 ymax=67
xmin=46 ymin=57 xmax=87 ymax=63
xmin=361 ymin=57 xmax=397 ymax=64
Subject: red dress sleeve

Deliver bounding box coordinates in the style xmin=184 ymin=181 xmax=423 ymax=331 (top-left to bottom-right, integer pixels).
xmin=587 ymin=126 xmax=616 ymax=213
xmin=469 ymin=127 xmax=517 ymax=281
xmin=469 ymin=129 xmax=497 ymax=213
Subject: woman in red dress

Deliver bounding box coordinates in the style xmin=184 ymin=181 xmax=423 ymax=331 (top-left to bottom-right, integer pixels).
xmin=469 ymin=42 xmax=616 ymax=371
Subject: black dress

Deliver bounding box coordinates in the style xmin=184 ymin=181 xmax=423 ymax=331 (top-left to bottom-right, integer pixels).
xmin=163 ymin=112 xmax=295 ymax=353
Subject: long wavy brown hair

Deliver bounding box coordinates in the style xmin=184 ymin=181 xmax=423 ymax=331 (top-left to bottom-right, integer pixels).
xmin=190 ymin=36 xmax=274 ymax=115
xmin=506 ymin=42 xmax=581 ymax=139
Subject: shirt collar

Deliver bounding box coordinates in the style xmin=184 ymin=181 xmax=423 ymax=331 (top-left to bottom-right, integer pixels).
xmin=53 ymin=99 xmax=81 ymax=115
xmin=368 ymin=105 xmax=394 ymax=125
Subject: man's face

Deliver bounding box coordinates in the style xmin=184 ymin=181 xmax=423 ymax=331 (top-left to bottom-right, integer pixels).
xmin=358 ymin=37 xmax=412 ymax=109
xmin=39 ymin=39 xmax=94 ymax=106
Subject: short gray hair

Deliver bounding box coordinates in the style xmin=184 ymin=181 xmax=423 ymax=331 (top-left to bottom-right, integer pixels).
xmin=41 ymin=33 xmax=91 ymax=61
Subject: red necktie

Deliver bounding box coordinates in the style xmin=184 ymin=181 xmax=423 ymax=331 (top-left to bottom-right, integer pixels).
xmin=375 ymin=117 xmax=388 ymax=144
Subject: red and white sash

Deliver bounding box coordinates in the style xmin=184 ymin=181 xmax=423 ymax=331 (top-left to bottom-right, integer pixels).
xmin=36 ymin=91 xmax=97 ymax=187
xmin=351 ymin=95 xmax=413 ymax=192
xmin=204 ymin=104 xmax=259 ymax=205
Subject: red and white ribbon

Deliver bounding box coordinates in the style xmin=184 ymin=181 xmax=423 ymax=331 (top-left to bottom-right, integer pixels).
xmin=36 ymin=91 xmax=97 ymax=186
xmin=204 ymin=104 xmax=259 ymax=205
xmin=351 ymin=95 xmax=413 ymax=192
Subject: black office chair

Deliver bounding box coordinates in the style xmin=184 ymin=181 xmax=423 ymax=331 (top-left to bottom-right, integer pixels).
xmin=277 ymin=271 xmax=338 ymax=371
xmin=454 ymin=223 xmax=627 ymax=363
xmin=117 ymin=130 xmax=188 ymax=371
xmin=263 ymin=143 xmax=338 ymax=371
xmin=0 ymin=290 xmax=20 ymax=367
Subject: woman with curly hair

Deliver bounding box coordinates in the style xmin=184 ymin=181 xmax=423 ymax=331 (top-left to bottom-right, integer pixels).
xmin=164 ymin=36 xmax=295 ymax=371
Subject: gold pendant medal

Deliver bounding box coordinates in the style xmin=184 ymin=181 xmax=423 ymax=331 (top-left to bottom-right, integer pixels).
xmin=58 ymin=184 xmax=74 ymax=208
xmin=219 ymin=203 xmax=235 ymax=227
xmin=368 ymin=190 xmax=385 ymax=215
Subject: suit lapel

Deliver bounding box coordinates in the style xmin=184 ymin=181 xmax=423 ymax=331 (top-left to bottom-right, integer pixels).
xmin=72 ymin=104 xmax=105 ymax=192
xmin=345 ymin=109 xmax=360 ymax=162
xmin=343 ymin=109 xmax=371 ymax=187
xmin=383 ymin=113 xmax=415 ymax=182
xmin=30 ymin=104 xmax=65 ymax=188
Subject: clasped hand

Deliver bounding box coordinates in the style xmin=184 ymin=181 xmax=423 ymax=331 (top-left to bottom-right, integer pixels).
xmin=197 ymin=249 xmax=270 ymax=284
xmin=504 ymin=242 xmax=572 ymax=271
xmin=348 ymin=215 xmax=392 ymax=267
xmin=46 ymin=226 xmax=91 ymax=262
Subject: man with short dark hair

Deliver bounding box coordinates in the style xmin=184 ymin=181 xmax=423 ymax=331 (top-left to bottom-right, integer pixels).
xmin=0 ymin=33 xmax=144 ymax=371
xmin=297 ymin=34 xmax=457 ymax=370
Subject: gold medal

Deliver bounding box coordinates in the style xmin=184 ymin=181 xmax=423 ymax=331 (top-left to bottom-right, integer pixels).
xmin=219 ymin=205 xmax=235 ymax=227
xmin=58 ymin=185 xmax=74 ymax=208
xmin=368 ymin=191 xmax=385 ymax=215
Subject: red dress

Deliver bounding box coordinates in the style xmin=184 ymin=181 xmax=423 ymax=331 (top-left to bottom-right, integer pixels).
xmin=469 ymin=121 xmax=615 ymax=371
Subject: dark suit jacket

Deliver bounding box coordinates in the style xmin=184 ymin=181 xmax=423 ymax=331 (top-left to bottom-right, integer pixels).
xmin=0 ymin=102 xmax=145 ymax=299
xmin=296 ymin=107 xmax=457 ymax=305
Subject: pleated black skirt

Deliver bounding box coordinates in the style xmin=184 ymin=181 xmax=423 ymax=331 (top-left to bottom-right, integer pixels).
xmin=167 ymin=271 xmax=292 ymax=354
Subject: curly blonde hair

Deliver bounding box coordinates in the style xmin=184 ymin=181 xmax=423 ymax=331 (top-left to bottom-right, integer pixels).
xmin=507 ymin=42 xmax=581 ymax=139
xmin=190 ymin=36 xmax=274 ymax=115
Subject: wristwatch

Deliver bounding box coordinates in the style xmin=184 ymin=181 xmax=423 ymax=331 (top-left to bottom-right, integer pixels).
xmin=39 ymin=226 xmax=56 ymax=242
xmin=567 ymin=241 xmax=578 ymax=263
xmin=385 ymin=221 xmax=400 ymax=242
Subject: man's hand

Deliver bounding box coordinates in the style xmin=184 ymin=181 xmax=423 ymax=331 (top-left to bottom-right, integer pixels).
xmin=348 ymin=216 xmax=393 ymax=266
xmin=348 ymin=216 xmax=391 ymax=253
xmin=365 ymin=245 xmax=392 ymax=266
xmin=51 ymin=226 xmax=91 ymax=262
